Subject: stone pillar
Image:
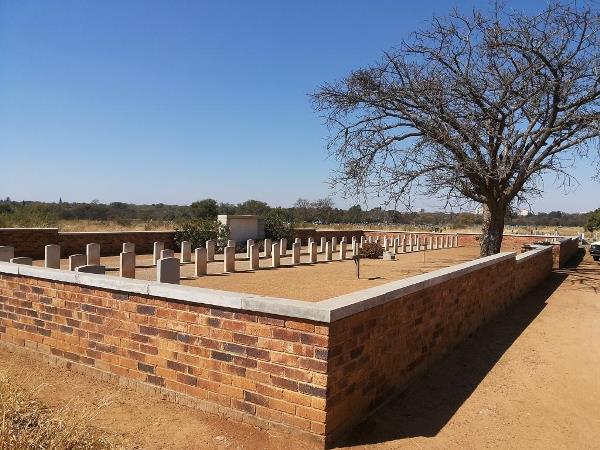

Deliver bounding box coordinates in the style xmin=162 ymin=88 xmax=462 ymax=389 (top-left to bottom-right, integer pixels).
xmin=227 ymin=239 xmax=236 ymax=248
xmin=195 ymin=247 xmax=207 ymax=276
xmin=86 ymin=243 xmax=100 ymax=266
xmin=352 ymin=241 xmax=359 ymax=257
xmin=123 ymin=242 xmax=135 ymax=254
xmin=433 ymin=236 xmax=438 ymax=250
xmin=250 ymin=244 xmax=260 ymax=270
xmin=360 ymin=236 xmax=365 ymax=248
xmin=206 ymin=240 xmax=216 ymax=262
xmin=153 ymin=242 xmax=164 ymax=264
xmin=157 ymin=257 xmax=180 ymax=284
xmin=308 ymin=237 xmax=314 ymax=247
xmin=393 ymin=239 xmax=399 ymax=254
xmin=454 ymin=234 xmax=459 ymax=247
xmin=10 ymin=257 xmax=32 ymax=265
xmin=325 ymin=242 xmax=332 ymax=261
xmin=272 ymin=242 xmax=280 ymax=268
xmin=384 ymin=238 xmax=390 ymax=252
xmin=402 ymin=236 xmax=407 ymax=253
xmin=224 ymin=246 xmax=235 ymax=272
xmin=309 ymin=242 xmax=318 ymax=263
xmin=76 ymin=264 xmax=105 ymax=274
xmin=0 ymin=246 xmax=14 ymax=262
xmin=339 ymin=241 xmax=347 ymax=260
xmin=180 ymin=241 xmax=192 ymax=263
xmin=331 ymin=237 xmax=338 ymax=252
xmin=246 ymin=239 xmax=254 ymax=258
xmin=320 ymin=237 xmax=326 ymax=253
xmin=161 ymin=249 xmax=174 ymax=259
xmin=428 ymin=237 xmax=433 ymax=250
xmin=294 ymin=237 xmax=302 ymax=246
xmin=44 ymin=244 xmax=60 ymax=269
xmin=120 ymin=252 xmax=135 ymax=278
xmin=280 ymin=238 xmax=287 ymax=256
xmin=69 ymin=254 xmax=86 ymax=271
xmin=292 ymin=242 xmax=301 ymax=264
xmin=264 ymin=239 xmax=272 ymax=258
xmin=352 ymin=236 xmax=357 ymax=249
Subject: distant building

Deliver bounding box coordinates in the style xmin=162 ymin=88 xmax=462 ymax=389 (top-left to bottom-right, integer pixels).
xmin=518 ymin=209 xmax=531 ymax=216
xmin=217 ymin=215 xmax=265 ymax=242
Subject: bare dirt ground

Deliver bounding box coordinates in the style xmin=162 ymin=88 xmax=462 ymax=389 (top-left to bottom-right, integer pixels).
xmin=12 ymin=250 xmax=600 ymax=449
xmin=33 ymin=246 xmax=481 ymax=301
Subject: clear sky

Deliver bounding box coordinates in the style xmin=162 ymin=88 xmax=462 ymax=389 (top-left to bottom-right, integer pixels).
xmin=1 ymin=0 xmax=598 ymax=213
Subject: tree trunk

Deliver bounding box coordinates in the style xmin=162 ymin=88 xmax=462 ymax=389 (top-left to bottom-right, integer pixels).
xmin=480 ymin=203 xmax=506 ymax=256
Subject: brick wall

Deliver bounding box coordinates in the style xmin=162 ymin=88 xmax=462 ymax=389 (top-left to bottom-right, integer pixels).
xmin=58 ymin=231 xmax=175 ymax=257
xmin=0 ymin=228 xmax=175 ymax=259
xmin=0 ymin=228 xmax=60 ymax=259
xmin=0 ymin=245 xmax=557 ymax=447
xmin=0 ymin=273 xmax=329 ymax=445
xmin=324 ymin=256 xmax=517 ymax=442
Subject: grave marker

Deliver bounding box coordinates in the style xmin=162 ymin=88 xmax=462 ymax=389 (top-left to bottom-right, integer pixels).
xmin=157 ymin=257 xmax=180 ymax=284
xmin=86 ymin=243 xmax=100 ymax=265
xmin=195 ymin=247 xmax=207 ymax=276
xmin=120 ymin=252 xmax=135 ymax=278
xmin=45 ymin=244 xmax=60 ymax=269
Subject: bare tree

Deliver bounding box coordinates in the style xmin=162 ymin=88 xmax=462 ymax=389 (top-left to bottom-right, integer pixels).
xmin=313 ymin=2 xmax=600 ymax=255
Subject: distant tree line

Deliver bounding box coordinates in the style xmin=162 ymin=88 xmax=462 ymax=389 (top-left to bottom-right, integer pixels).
xmin=0 ymin=196 xmax=592 ymax=229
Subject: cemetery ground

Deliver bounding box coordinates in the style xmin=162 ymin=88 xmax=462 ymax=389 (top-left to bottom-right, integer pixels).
xmin=31 ymin=246 xmax=481 ymax=301
xmin=2 ymin=251 xmax=599 ymax=449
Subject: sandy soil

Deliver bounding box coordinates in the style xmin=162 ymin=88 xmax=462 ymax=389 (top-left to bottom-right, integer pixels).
xmin=33 ymin=246 xmax=481 ymax=301
xmin=11 ymin=250 xmax=600 ymax=449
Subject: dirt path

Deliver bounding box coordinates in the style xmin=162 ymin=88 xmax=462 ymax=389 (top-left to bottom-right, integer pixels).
xmin=4 ymin=251 xmax=600 ymax=449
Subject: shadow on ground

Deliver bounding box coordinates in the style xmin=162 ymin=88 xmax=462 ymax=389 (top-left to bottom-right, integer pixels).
xmin=336 ymin=250 xmax=587 ymax=448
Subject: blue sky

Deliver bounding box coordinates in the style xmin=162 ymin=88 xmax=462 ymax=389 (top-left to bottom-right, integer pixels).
xmin=1 ymin=0 xmax=598 ymax=213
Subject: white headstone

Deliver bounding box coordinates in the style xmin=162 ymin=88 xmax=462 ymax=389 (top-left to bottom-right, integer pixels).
xmin=246 ymin=239 xmax=254 ymax=258
xmin=157 ymin=257 xmax=180 ymax=284
xmin=0 ymin=246 xmax=14 ymax=262
xmin=206 ymin=240 xmax=216 ymax=262
xmin=280 ymin=238 xmax=287 ymax=256
xmin=120 ymin=252 xmax=135 ymax=278
xmin=195 ymin=247 xmax=207 ymax=276
xmin=352 ymin=241 xmax=359 ymax=257
xmin=264 ymin=239 xmax=272 ymax=258
xmin=86 ymin=243 xmax=100 ymax=265
xmin=325 ymin=242 xmax=332 ymax=261
xmin=294 ymin=237 xmax=302 ymax=246
xmin=69 ymin=254 xmax=86 ymax=271
xmin=331 ymin=237 xmax=338 ymax=252
xmin=44 ymin=244 xmax=60 ymax=269
xmin=224 ymin=246 xmax=235 ymax=272
xmin=180 ymin=241 xmax=192 ymax=263
xmin=227 ymin=239 xmax=236 ymax=248
xmin=272 ymin=242 xmax=280 ymax=268
xmin=123 ymin=242 xmax=135 ymax=254
xmin=320 ymin=237 xmax=326 ymax=253
xmin=153 ymin=242 xmax=164 ymax=264
xmin=339 ymin=241 xmax=347 ymax=260
xmin=292 ymin=242 xmax=301 ymax=264
xmin=161 ymin=249 xmax=174 ymax=259
xmin=309 ymin=242 xmax=318 ymax=263
xmin=250 ymin=243 xmax=260 ymax=270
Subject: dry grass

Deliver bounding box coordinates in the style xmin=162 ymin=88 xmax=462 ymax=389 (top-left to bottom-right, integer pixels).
xmin=56 ymin=220 xmax=174 ymax=232
xmin=0 ymin=373 xmax=118 ymax=450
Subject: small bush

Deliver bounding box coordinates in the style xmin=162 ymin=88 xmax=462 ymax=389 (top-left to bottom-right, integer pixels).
xmin=173 ymin=219 xmax=230 ymax=252
xmin=264 ymin=209 xmax=295 ymax=248
xmin=359 ymin=242 xmax=383 ymax=258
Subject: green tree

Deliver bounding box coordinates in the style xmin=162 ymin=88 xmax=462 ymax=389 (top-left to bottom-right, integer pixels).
xmin=190 ymin=198 xmax=218 ymax=219
xmin=264 ymin=208 xmax=294 ymax=245
xmin=585 ymin=208 xmax=600 ymax=232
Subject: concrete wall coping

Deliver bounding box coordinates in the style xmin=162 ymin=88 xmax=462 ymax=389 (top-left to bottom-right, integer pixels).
xmin=0 ymin=227 xmax=59 ymax=231
xmin=515 ymin=245 xmax=553 ymax=263
xmin=0 ymin=249 xmax=548 ymax=323
xmin=58 ymin=230 xmax=174 ymax=235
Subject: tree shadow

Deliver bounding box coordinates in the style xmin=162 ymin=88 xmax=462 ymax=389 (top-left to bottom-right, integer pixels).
xmin=336 ymin=262 xmax=574 ymax=448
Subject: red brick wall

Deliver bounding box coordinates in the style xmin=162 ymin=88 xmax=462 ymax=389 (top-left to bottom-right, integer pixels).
xmin=325 ymin=256 xmax=529 ymax=443
xmin=0 ymin=228 xmax=60 ymax=259
xmin=0 ymin=228 xmax=175 ymax=259
xmin=0 ymin=273 xmax=328 ymax=444
xmin=514 ymin=248 xmax=554 ymax=299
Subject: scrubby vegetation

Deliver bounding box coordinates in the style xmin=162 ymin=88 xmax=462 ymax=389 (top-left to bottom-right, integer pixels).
xmin=0 ymin=197 xmax=590 ymax=232
xmin=0 ymin=373 xmax=116 ymax=450
xmin=173 ymin=219 xmax=230 ymax=252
